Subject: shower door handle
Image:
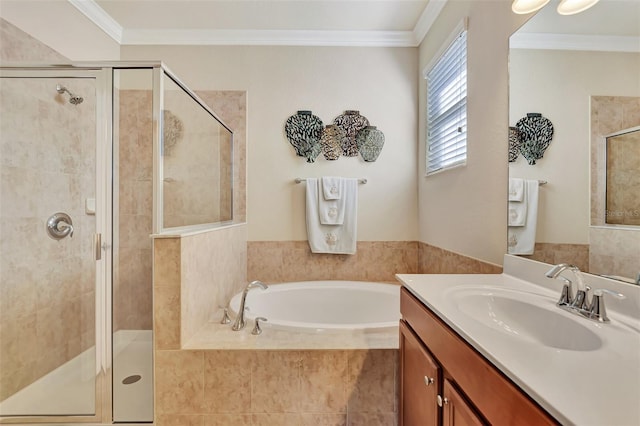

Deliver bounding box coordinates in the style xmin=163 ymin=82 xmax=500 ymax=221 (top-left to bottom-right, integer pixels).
xmin=94 ymin=233 xmax=102 ymax=261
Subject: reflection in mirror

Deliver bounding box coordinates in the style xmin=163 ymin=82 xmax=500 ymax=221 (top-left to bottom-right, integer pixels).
xmin=162 ymin=73 xmax=233 ymax=229
xmin=508 ymin=1 xmax=640 ymax=284
xmin=606 ymin=127 xmax=640 ymax=226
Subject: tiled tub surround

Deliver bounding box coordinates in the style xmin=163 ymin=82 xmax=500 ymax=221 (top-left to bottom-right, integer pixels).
xmin=153 ymin=231 xmax=398 ymax=425
xmin=518 ymin=242 xmax=589 ymax=273
xmin=247 ymin=241 xmax=502 ymax=283
xmin=155 ymin=349 xmax=398 ymax=426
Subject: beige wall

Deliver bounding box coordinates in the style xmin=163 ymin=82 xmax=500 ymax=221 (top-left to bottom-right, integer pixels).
xmin=509 ymin=49 xmax=640 ymax=245
xmin=120 ymin=45 xmax=419 ymax=243
xmin=418 ymin=1 xmax=529 ymax=266
xmin=0 ymin=2 xmax=120 ymax=61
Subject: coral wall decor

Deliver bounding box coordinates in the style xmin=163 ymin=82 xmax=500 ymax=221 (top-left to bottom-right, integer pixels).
xmin=285 ymin=109 xmax=385 ymax=162
xmin=320 ymin=125 xmax=345 ymax=161
xmin=508 ymin=126 xmax=522 ymax=163
xmin=515 ymin=113 xmax=554 ymax=165
xmin=333 ymin=110 xmax=370 ymax=157
xmin=284 ymin=110 xmax=324 ymax=163
xmin=356 ymin=126 xmax=385 ymax=162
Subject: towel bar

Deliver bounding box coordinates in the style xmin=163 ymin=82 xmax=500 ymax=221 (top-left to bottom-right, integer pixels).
xmin=295 ymin=178 xmax=367 ymax=184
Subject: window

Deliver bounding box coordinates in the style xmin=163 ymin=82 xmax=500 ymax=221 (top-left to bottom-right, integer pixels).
xmin=425 ymin=22 xmax=468 ymax=175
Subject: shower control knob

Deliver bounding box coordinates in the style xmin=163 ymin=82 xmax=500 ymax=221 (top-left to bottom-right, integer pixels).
xmin=46 ymin=212 xmax=74 ymax=240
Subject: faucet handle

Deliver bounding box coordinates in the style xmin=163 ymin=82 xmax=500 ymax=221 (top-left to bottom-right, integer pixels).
xmin=220 ymin=307 xmax=232 ymax=325
xmin=556 ymin=280 xmax=573 ymax=307
xmin=587 ymin=289 xmax=626 ymax=323
xmin=593 ymin=288 xmax=625 ymax=298
xmin=252 ymin=317 xmax=268 ymax=335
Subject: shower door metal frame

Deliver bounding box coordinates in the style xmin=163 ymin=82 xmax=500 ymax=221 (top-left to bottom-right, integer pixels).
xmin=0 ymin=66 xmax=114 ymax=425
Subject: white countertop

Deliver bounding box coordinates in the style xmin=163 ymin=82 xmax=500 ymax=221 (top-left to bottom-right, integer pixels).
xmin=397 ymin=257 xmax=640 ymax=426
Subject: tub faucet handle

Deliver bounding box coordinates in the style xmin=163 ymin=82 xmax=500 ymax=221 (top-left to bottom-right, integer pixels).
xmin=220 ymin=307 xmax=231 ymax=324
xmin=252 ymin=317 xmax=268 ymax=335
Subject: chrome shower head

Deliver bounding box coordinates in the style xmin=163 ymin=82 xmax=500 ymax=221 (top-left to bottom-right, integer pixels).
xmin=56 ymin=84 xmax=83 ymax=105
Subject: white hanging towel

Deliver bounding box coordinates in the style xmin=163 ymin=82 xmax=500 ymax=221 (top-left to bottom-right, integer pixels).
xmin=508 ymin=179 xmax=539 ymax=255
xmin=319 ymin=177 xmax=346 ymax=225
xmin=321 ymin=176 xmax=342 ymax=200
xmin=306 ymin=178 xmax=358 ymax=254
xmin=508 ymin=178 xmax=525 ymax=202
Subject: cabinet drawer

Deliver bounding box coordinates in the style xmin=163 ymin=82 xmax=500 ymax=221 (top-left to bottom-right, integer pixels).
xmin=401 ymin=287 xmax=557 ymax=426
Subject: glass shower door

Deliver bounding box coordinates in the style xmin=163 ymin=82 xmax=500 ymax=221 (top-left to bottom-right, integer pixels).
xmin=0 ymin=72 xmax=104 ymax=420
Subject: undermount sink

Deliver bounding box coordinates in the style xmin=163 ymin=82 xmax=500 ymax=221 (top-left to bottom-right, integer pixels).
xmin=448 ymin=287 xmax=603 ymax=351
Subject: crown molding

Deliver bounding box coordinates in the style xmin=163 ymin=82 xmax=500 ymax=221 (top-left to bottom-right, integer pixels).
xmin=122 ymin=29 xmax=417 ymax=47
xmin=413 ymin=0 xmax=447 ymax=45
xmin=69 ymin=0 xmax=447 ymax=47
xmin=510 ymin=32 xmax=640 ymax=53
xmin=67 ymin=0 xmax=123 ymax=43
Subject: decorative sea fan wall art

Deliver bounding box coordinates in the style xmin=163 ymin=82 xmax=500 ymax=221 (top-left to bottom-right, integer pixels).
xmin=284 ymin=109 xmax=385 ymax=163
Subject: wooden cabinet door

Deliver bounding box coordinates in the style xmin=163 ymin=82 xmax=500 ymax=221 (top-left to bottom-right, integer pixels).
xmin=400 ymin=320 xmax=441 ymax=426
xmin=442 ymin=379 xmax=486 ymax=426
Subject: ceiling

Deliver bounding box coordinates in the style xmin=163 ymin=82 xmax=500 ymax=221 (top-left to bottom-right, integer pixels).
xmin=511 ymin=0 xmax=640 ymax=52
xmin=68 ymin=0 xmax=446 ymax=47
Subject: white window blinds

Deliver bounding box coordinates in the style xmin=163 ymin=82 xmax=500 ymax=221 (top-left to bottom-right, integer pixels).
xmin=426 ymin=26 xmax=467 ymax=175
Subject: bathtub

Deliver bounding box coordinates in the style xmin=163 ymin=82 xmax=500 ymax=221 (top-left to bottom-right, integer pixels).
xmin=228 ymin=280 xmax=400 ymax=333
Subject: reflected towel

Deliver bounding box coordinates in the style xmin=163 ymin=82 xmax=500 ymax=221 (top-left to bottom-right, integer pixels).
xmin=508 ymin=179 xmax=539 ymax=255
xmin=509 ymin=178 xmax=524 ymax=202
xmin=508 ymin=204 xmax=526 ymax=226
xmin=306 ymin=178 xmax=357 ymax=254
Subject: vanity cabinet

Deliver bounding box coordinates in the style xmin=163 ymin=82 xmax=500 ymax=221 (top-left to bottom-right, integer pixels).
xmin=400 ymin=287 xmax=558 ymax=426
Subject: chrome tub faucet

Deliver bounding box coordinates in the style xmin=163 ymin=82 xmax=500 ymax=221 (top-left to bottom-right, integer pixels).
xmin=231 ymin=280 xmax=268 ymax=331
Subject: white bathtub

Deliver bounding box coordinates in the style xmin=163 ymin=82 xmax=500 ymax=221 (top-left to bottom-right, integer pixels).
xmin=229 ymin=280 xmax=401 ymax=333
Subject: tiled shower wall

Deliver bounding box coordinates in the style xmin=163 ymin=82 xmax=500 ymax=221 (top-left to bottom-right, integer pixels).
xmin=0 ymin=77 xmax=96 ymax=400
xmin=589 ymin=96 xmax=640 ymax=279
xmin=115 ymin=89 xmax=154 ymax=331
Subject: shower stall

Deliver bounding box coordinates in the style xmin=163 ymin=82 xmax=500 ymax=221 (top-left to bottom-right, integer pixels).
xmin=0 ymin=63 xmax=233 ymax=423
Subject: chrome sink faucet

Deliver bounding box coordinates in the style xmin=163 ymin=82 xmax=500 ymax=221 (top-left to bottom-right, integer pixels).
xmin=545 ymin=263 xmax=587 ymax=309
xmin=545 ymin=263 xmax=625 ymax=322
xmin=231 ymin=280 xmax=268 ymax=331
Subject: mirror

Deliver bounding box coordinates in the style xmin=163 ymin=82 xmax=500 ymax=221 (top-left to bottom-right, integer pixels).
xmin=508 ymin=1 xmax=640 ymax=284
xmin=605 ymin=126 xmax=640 ymax=226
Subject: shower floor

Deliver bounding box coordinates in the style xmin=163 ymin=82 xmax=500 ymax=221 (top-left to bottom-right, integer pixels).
xmin=0 ymin=330 xmax=152 ymax=421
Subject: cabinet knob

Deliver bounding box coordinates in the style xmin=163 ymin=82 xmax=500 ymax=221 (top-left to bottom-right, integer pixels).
xmin=437 ymin=395 xmax=449 ymax=407
xmin=424 ymin=376 xmax=434 ymax=386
